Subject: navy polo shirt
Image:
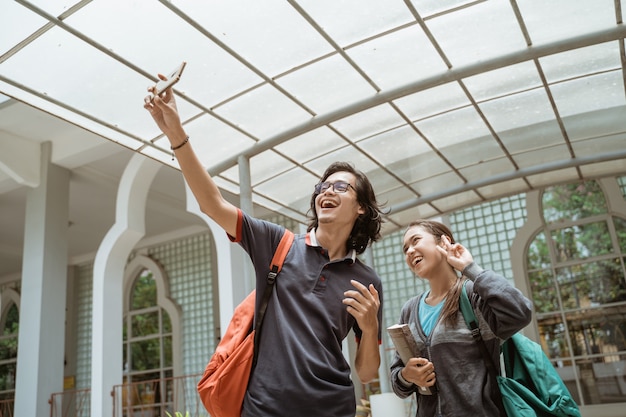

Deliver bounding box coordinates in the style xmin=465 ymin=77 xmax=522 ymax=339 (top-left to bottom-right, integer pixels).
xmin=229 ymin=210 xmax=383 ymax=417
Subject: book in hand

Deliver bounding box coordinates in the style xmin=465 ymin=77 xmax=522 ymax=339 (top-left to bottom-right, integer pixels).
xmin=387 ymin=323 xmax=433 ymax=395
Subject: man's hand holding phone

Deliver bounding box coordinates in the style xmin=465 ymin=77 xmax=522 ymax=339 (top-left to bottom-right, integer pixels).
xmin=146 ymin=61 xmax=186 ymax=102
xmin=143 ymin=62 xmax=188 ymax=144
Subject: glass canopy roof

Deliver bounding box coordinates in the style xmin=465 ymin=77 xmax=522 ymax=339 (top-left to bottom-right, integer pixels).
xmin=1 ymin=0 xmax=625 ymax=233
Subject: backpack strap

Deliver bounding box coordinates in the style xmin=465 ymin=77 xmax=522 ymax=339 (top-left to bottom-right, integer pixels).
xmin=460 ymin=280 xmax=507 ymax=417
xmin=253 ymin=229 xmax=295 ymax=364
xmin=459 ymin=280 xmax=480 ymax=337
xmin=460 ymin=281 xmax=495 ymax=369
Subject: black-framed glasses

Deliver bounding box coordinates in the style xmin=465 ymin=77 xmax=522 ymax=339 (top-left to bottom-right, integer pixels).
xmin=314 ymin=180 xmax=354 ymax=194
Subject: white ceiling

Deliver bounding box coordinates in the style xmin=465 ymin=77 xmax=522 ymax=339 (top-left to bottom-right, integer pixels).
xmin=1 ymin=0 xmax=626 ymax=278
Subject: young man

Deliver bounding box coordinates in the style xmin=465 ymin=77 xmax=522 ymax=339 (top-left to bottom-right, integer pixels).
xmin=144 ymin=78 xmax=385 ymax=416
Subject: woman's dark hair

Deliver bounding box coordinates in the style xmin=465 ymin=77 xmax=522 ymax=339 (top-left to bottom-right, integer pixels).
xmin=405 ymin=219 xmax=455 ymax=246
xmin=307 ymin=161 xmax=385 ymax=254
xmin=404 ymin=219 xmax=465 ymax=328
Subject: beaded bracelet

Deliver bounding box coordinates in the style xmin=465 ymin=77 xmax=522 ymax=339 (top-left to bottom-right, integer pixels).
xmin=170 ymin=136 xmax=189 ymax=160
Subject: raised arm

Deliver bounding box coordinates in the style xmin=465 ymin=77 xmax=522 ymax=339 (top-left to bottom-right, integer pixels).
xmin=143 ymin=79 xmax=238 ymax=236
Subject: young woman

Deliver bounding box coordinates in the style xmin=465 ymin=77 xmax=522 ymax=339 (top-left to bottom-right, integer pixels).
xmin=390 ymin=220 xmax=532 ymax=416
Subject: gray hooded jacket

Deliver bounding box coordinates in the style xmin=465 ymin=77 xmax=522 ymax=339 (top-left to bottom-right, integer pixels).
xmin=390 ymin=263 xmax=533 ymax=417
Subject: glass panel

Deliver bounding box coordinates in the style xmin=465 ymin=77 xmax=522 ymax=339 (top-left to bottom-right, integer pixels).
xmin=540 ymin=42 xmax=622 ymax=84
xmin=415 ymin=106 xmax=492 ymax=150
xmin=569 ymin=305 xmax=626 ymax=356
xmin=252 ymin=169 xmax=319 ymax=211
xmin=71 ymin=1 xmax=263 ymax=107
xmin=181 ymin=114 xmax=258 ymax=170
xmin=615 ymin=217 xmax=626 ymax=253
xmin=571 ymin=125 xmax=626 ymax=155
xmin=358 ymin=125 xmax=430 ymax=167
xmin=517 ymin=0 xmax=616 ymax=45
xmin=0 ymin=25 xmax=161 ymax=138
xmin=276 ymin=54 xmax=375 ymax=115
xmin=164 ymin=378 xmax=174 ymax=404
xmin=347 ymin=25 xmax=448 ymax=90
xmin=542 ymin=180 xmax=607 ymax=223
xmin=472 ymin=89 xmax=554 ymax=139
xmin=459 ymin=158 xmax=517 ymax=183
xmin=538 ymin=314 xmax=570 ymax=359
xmin=298 ymin=0 xmax=412 ymax=46
xmin=0 ymin=1 xmax=47 ymax=55
xmin=530 ymin=269 xmax=558 ymax=313
xmin=0 ymin=363 xmax=16 ymax=391
xmin=177 ymin=0 xmax=333 ymax=75
xmin=410 ymin=0 xmax=477 ymax=17
xmin=394 ymin=82 xmax=469 ymax=122
xmin=556 ymin=259 xmax=626 ymax=309
xmin=126 ymin=372 xmax=160 ymax=408
xmin=567 ymin=304 xmax=626 ymax=405
xmin=619 ymin=176 xmax=626 ymax=199
xmin=164 ymin=336 xmax=173 ymax=368
xmin=527 ymin=167 xmax=580 ymax=190
xmin=249 ymin=153 xmax=298 ymax=187
xmin=162 ymin=313 xmax=171 ymax=334
xmin=427 ymin=0 xmax=526 ymax=68
xmin=214 ymin=84 xmax=313 ymax=139
xmin=3 ymin=304 xmax=19 ymax=334
xmin=275 ymin=127 xmax=345 ymax=162
xmin=0 ymin=338 xmax=17 ymax=362
xmin=582 ymin=358 xmax=626 ymax=405
xmin=464 ymin=61 xmax=543 ymax=102
xmin=130 ymin=339 xmax=160 ymax=372
xmin=551 ymin=221 xmax=613 ymax=262
xmin=551 ymin=72 xmax=626 ymax=119
xmin=131 ymin=311 xmax=160 ymax=337
xmin=131 ymin=270 xmax=157 ymax=309
xmin=331 ymin=104 xmax=405 ymax=143
xmin=527 ymin=232 xmax=551 ymax=270
xmin=554 ymin=362 xmax=581 ymax=405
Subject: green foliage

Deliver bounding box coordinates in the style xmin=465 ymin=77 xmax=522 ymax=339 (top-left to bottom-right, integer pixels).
xmin=614 ymin=216 xmax=626 ymax=252
xmin=132 ymin=269 xmax=157 ymax=309
xmin=541 ymin=180 xmax=607 ymax=223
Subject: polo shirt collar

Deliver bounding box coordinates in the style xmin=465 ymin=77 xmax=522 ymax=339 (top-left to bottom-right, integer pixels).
xmin=308 ymin=228 xmax=357 ymax=263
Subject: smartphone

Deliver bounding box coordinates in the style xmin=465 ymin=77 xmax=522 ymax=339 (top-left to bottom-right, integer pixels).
xmin=150 ymin=61 xmax=186 ymax=100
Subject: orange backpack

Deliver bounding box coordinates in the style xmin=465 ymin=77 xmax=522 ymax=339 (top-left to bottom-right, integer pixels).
xmin=197 ymin=229 xmax=294 ymax=417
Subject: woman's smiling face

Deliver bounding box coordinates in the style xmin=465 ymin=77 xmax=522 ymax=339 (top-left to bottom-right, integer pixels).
xmin=402 ymin=225 xmax=441 ymax=277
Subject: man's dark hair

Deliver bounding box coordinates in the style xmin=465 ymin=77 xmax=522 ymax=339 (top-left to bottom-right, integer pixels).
xmin=307 ymin=161 xmax=385 ymax=254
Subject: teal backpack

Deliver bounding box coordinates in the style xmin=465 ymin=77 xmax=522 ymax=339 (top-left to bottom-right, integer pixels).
xmin=459 ymin=281 xmax=581 ymax=417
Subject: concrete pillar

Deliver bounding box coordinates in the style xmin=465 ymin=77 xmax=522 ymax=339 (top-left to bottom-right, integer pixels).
xmin=14 ymin=142 xmax=69 ymax=417
xmin=90 ymin=153 xmax=161 ymax=417
xmin=237 ymin=155 xmax=255 ymax=297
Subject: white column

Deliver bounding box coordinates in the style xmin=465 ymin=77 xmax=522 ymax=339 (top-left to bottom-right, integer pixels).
xmin=14 ymin=142 xmax=69 ymax=417
xmin=90 ymin=154 xmax=161 ymax=417
xmin=237 ymin=155 xmax=255 ymax=296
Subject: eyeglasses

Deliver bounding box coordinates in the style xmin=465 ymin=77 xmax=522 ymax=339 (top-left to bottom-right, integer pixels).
xmin=314 ymin=180 xmax=354 ymax=194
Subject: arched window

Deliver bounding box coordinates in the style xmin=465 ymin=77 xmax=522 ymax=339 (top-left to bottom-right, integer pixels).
xmin=122 ymin=256 xmax=181 ymax=414
xmin=0 ymin=301 xmax=18 ymax=401
xmin=527 ymin=180 xmax=626 ymax=406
